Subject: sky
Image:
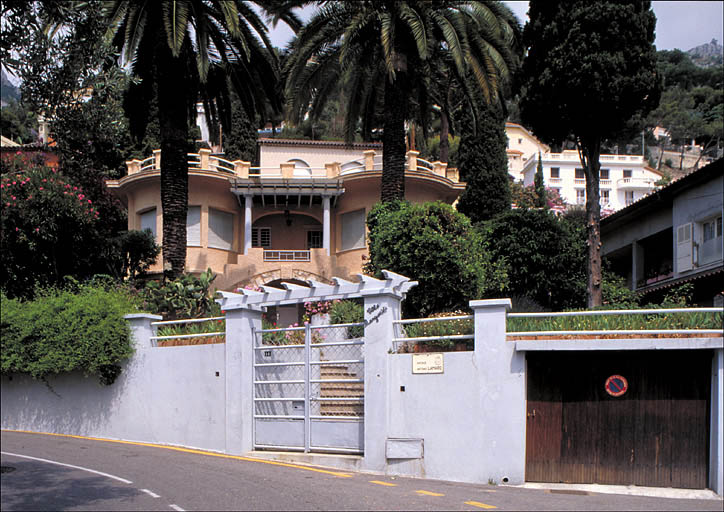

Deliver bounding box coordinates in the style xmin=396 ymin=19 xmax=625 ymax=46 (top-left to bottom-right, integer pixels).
xmin=268 ymin=1 xmax=724 ymax=52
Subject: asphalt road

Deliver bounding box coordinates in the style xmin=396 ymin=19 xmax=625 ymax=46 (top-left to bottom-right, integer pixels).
xmin=1 ymin=430 xmax=721 ymax=511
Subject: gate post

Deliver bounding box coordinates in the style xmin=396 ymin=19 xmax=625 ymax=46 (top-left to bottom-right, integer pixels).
xmin=223 ymin=305 xmax=262 ymax=455
xmin=470 ymin=298 xmax=526 ymax=485
xmin=361 ymin=291 xmax=403 ymax=472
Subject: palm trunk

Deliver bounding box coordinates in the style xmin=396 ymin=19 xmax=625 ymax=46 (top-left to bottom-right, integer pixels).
xmin=578 ymin=137 xmax=603 ymax=308
xmin=381 ymin=77 xmax=407 ymax=202
xmin=156 ymin=43 xmax=189 ymax=280
xmin=439 ymin=109 xmax=450 ymax=163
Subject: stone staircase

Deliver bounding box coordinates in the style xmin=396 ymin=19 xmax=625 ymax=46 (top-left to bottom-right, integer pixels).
xmin=319 ymin=364 xmax=364 ymax=417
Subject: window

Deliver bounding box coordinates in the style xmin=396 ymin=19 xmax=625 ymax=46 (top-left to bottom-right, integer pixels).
xmin=575 ymin=168 xmax=585 ymax=180
xmin=208 ymin=208 xmax=233 ymax=250
xmin=187 ymin=206 xmax=201 ymax=246
xmin=576 ymin=189 xmax=586 ymax=205
xmin=550 ymin=167 xmax=560 ymax=178
xmin=252 ymin=227 xmax=271 ymax=248
xmin=623 ymin=169 xmax=633 ymax=178
xmin=625 ymin=191 xmax=635 ymax=206
xmin=599 ymin=169 xmax=609 ymax=180
xmin=140 ymin=208 xmax=156 ymax=238
xmin=307 ymin=230 xmax=322 ymax=249
xmin=341 ymin=209 xmax=366 ymax=251
xmin=700 ymin=216 xmax=723 ymax=265
xmin=600 ymin=189 xmax=610 ymax=205
xmin=518 ymin=138 xmax=523 ymax=144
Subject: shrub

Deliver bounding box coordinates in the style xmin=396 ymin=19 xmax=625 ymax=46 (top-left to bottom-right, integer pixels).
xmin=481 ymin=209 xmax=587 ymax=310
xmin=142 ymin=268 xmax=220 ymax=320
xmin=330 ymin=299 xmax=364 ymax=338
xmin=0 ymin=282 xmax=141 ymax=385
xmin=365 ymin=201 xmax=507 ymax=317
xmin=1 ymin=159 xmax=101 ymax=298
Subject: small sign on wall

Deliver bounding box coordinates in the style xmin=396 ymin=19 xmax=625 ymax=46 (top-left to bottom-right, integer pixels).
xmin=412 ymin=353 xmax=444 ymax=374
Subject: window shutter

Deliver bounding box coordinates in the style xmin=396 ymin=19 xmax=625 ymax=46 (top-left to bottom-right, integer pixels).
xmin=676 ymin=223 xmax=693 ymax=272
xmin=187 ymin=206 xmax=201 ymax=246
xmin=140 ymin=208 xmax=156 ymax=238
xmin=208 ymin=209 xmax=233 ymax=250
xmin=341 ymin=209 xmax=366 ymax=251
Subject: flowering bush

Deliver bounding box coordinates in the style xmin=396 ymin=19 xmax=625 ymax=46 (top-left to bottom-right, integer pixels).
xmin=302 ymin=299 xmax=339 ymax=324
xmin=1 ymin=156 xmax=104 ymax=297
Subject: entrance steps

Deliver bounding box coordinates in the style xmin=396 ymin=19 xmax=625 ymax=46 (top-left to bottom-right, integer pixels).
xmin=319 ymin=364 xmax=364 ymax=417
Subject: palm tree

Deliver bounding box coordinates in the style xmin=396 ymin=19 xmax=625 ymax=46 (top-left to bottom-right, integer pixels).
xmin=104 ymin=1 xmax=297 ymax=279
xmin=284 ymin=0 xmax=522 ymax=201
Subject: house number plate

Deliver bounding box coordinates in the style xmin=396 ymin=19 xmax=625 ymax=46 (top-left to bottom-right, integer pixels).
xmin=412 ymin=353 xmax=444 ymax=374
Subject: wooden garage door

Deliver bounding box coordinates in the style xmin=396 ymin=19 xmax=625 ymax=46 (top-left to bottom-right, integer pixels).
xmin=526 ymin=350 xmax=710 ymax=488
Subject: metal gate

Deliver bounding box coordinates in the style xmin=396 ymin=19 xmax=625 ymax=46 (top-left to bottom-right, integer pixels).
xmin=253 ymin=321 xmax=365 ymax=453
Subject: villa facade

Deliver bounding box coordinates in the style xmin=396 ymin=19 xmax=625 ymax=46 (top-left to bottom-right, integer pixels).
xmin=520 ymin=150 xmax=664 ymax=212
xmin=106 ymin=140 xmax=463 ymax=291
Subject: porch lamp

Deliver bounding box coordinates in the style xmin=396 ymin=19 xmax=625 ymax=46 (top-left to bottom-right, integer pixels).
xmin=284 ymin=209 xmax=292 ymax=226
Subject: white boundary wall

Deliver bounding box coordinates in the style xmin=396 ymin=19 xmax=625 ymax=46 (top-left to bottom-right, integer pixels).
xmin=1 ymin=314 xmax=226 ymax=452
xmin=1 ymin=278 xmax=722 ymax=495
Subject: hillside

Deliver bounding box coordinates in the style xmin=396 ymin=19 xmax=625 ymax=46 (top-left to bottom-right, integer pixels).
xmin=1 ymin=70 xmax=21 ymax=105
xmin=687 ymin=38 xmax=724 ymax=68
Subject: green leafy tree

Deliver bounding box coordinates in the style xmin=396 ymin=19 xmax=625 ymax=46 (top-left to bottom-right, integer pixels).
xmin=481 ymin=209 xmax=587 ymax=310
xmin=222 ymin=88 xmax=259 ymax=163
xmin=104 ymin=0 xmax=293 ymax=279
xmin=365 ymin=201 xmax=507 ymax=317
xmin=0 ymin=100 xmax=37 ymax=144
xmin=285 ymin=1 xmax=522 ymax=202
xmin=519 ymin=0 xmax=661 ymax=307
xmin=533 ymin=152 xmax=546 ymax=208
xmin=456 ymin=102 xmax=511 ymax=222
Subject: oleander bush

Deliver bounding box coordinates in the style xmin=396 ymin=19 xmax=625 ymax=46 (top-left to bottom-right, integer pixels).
xmin=0 ymin=282 xmax=141 ymax=385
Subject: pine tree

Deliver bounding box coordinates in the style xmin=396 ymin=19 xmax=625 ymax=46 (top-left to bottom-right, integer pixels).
xmin=534 ymin=151 xmax=547 ymax=208
xmin=456 ymin=102 xmax=511 ymax=223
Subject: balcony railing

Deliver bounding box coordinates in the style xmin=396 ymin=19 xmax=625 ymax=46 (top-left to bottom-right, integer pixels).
xmin=126 ymin=149 xmax=461 ymax=183
xmin=618 ymin=177 xmax=655 ymax=189
xmin=264 ymin=250 xmax=311 ymax=262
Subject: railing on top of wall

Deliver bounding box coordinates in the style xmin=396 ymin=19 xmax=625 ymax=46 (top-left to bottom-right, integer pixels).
xmin=126 ymin=149 xmax=461 ymax=183
xmin=150 ymin=316 xmax=225 ymax=347
xmin=506 ymin=307 xmax=723 ymax=338
xmin=391 ymin=307 xmax=723 ymax=352
xmin=392 ymin=315 xmax=474 ymax=353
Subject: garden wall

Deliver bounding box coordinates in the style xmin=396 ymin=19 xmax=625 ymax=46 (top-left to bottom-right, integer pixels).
xmin=1 ymin=342 xmax=226 ymax=452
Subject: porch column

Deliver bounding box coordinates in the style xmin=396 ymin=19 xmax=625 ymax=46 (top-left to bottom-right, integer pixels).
xmin=323 ymin=196 xmax=331 ymax=256
xmin=244 ymin=195 xmax=252 ymax=255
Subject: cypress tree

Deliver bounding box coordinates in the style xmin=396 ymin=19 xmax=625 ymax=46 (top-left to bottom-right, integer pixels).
xmin=456 ymin=102 xmax=511 ymax=223
xmin=534 ymin=151 xmax=547 ymax=208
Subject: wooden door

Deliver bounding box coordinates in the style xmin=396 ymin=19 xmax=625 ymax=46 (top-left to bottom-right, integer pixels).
xmin=526 ymin=350 xmax=710 ymax=488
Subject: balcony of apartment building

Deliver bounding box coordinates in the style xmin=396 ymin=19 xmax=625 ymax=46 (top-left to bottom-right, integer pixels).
xmin=604 ymin=227 xmax=674 ymax=291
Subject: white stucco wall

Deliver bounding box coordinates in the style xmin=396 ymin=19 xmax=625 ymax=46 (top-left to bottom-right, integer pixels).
xmin=258 ymin=143 xmax=382 ymax=171
xmin=1 ymin=344 xmax=226 ymax=452
xmin=521 ymin=151 xmax=661 ymax=211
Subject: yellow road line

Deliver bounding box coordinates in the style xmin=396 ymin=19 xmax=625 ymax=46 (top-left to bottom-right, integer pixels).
xmin=369 ymin=480 xmax=398 ymax=487
xmin=1 ymin=429 xmax=352 ymax=478
xmin=465 ymin=500 xmax=497 ymax=509
xmin=416 ymin=490 xmax=445 ymax=496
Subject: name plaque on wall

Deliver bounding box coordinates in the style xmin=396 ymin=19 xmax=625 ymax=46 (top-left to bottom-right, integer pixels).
xmin=412 ymin=353 xmax=444 ymax=374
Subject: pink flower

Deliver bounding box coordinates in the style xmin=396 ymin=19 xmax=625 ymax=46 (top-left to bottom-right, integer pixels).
xmin=35 ymin=228 xmax=39 ymax=232
xmin=11 ymin=196 xmax=16 ymax=200
xmin=87 ymin=199 xmax=92 ymax=204
xmin=42 ymin=179 xmax=46 ymax=182
xmin=15 ymin=227 xmax=19 ymax=231
xmin=38 ymin=187 xmax=43 ymax=191
xmin=73 ymin=186 xmax=77 ymax=190
xmin=12 ymin=181 xmax=16 ymax=185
